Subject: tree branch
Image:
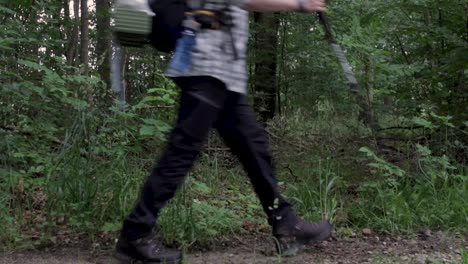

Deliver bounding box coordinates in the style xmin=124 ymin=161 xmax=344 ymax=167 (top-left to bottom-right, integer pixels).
xmin=396 ymin=36 xmax=411 ymax=65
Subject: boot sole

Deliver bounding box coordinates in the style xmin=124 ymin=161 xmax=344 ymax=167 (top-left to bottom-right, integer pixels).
xmin=113 ymin=250 xmax=181 ymax=264
xmin=275 ymin=224 xmax=332 ymax=257
xmin=297 ymin=223 xmax=332 ymax=245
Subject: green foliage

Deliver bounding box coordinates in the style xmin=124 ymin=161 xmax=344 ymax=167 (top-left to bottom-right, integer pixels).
xmin=359 ymin=147 xmax=406 ymax=188
xmin=287 ymin=160 xmax=342 ymax=224
xmin=1 ymin=47 xmax=175 ymax=248
xmin=0 ymin=191 xmax=18 ymax=250
xmin=352 ymin=145 xmax=467 ymax=232
xmin=158 ymin=177 xmax=245 ymax=247
xmin=461 ymin=247 xmax=468 ymax=264
xmin=1 ymin=0 xmax=467 ymax=252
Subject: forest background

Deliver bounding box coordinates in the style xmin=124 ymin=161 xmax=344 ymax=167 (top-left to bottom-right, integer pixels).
xmin=0 ymin=0 xmax=467 ymax=255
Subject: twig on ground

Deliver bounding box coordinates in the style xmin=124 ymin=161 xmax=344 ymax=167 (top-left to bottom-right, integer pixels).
xmin=265 ymin=128 xmax=307 ymax=150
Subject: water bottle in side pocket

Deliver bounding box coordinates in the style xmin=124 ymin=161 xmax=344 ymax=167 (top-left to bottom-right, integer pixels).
xmin=169 ymin=19 xmax=200 ymax=73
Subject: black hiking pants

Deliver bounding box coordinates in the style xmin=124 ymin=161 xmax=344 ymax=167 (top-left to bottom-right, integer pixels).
xmin=122 ymin=76 xmax=295 ymax=240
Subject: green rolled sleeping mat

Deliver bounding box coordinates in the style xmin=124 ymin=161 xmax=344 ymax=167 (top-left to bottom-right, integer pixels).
xmin=113 ymin=0 xmax=154 ymax=47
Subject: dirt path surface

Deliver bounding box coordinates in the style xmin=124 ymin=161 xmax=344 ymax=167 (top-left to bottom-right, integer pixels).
xmin=1 ymin=232 xmax=466 ymax=264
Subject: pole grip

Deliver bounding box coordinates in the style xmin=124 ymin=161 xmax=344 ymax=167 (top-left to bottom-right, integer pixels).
xmin=317 ymin=12 xmax=336 ymax=44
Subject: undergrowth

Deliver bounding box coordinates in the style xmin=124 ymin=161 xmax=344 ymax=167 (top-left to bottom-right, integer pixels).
xmin=1 ymin=75 xmax=467 ymax=250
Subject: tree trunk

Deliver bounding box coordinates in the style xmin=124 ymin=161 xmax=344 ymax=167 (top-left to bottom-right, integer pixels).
xmin=277 ymin=16 xmax=288 ymax=115
xmin=95 ymin=0 xmax=111 ymax=88
xmin=66 ymin=0 xmax=80 ymax=66
xmin=253 ymin=13 xmax=279 ymax=123
xmin=80 ymin=0 xmax=89 ymax=73
xmin=25 ymin=1 xmax=40 ymax=58
xmin=361 ymin=56 xmax=379 ymax=132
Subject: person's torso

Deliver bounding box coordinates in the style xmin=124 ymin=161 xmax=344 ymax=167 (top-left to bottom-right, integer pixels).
xmin=166 ymin=0 xmax=249 ymax=93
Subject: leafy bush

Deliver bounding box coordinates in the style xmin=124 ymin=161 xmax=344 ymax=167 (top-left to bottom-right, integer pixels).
xmin=351 ymin=145 xmax=467 ymax=232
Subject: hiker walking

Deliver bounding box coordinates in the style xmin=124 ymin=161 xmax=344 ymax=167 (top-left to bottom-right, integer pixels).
xmin=114 ymin=0 xmax=331 ymax=263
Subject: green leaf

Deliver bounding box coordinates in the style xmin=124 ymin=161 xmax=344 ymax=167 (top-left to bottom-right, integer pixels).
xmin=147 ymin=88 xmax=168 ymax=93
xmin=411 ymin=117 xmax=434 ymax=129
xmin=139 ymin=125 xmax=155 ymax=136
xmin=429 ymin=113 xmax=454 ymax=128
xmin=142 ymin=119 xmax=171 ymax=132
xmin=192 ymin=180 xmax=211 ymax=194
xmin=0 ymin=168 xmax=23 ymax=178
xmin=416 ymin=144 xmax=431 ymax=156
xmin=0 ymin=6 xmax=15 ymax=15
xmin=101 ymin=222 xmax=120 ymax=233
xmin=18 ymin=59 xmax=51 ymax=72
xmin=141 ymin=96 xmax=164 ymax=102
xmin=61 ymin=97 xmax=88 ymax=110
xmin=143 ymin=118 xmax=163 ymax=125
xmin=359 ymin=147 xmax=376 ymax=158
xmin=18 ymin=59 xmax=65 ymax=86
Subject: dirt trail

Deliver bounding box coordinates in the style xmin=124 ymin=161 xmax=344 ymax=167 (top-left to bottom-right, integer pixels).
xmin=1 ymin=233 xmax=466 ymax=264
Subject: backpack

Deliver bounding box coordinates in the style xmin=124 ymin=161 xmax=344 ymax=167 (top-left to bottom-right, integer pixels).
xmin=113 ymin=0 xmax=187 ymax=52
xmin=110 ymin=0 xmax=231 ymax=110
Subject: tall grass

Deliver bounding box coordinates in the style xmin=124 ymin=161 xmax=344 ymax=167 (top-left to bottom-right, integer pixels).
xmin=270 ymin=109 xmax=467 ymax=233
xmin=44 ymin=110 xmax=145 ymax=234
xmin=158 ymin=179 xmax=244 ymax=247
xmin=2 ymin=99 xmax=467 ymax=251
xmin=45 ymin=111 xmax=248 ymax=246
xmin=286 ymin=159 xmax=341 ymax=224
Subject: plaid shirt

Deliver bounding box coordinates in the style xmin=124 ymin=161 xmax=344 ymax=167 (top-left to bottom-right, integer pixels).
xmin=166 ymin=0 xmax=249 ymax=94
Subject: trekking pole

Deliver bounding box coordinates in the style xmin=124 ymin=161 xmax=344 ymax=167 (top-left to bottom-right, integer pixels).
xmin=316 ymin=11 xmax=358 ymax=94
xmin=316 ymin=12 xmax=379 ymax=131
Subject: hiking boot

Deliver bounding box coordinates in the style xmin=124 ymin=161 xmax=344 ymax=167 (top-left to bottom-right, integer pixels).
xmin=113 ymin=234 xmax=182 ymax=264
xmin=273 ymin=219 xmax=332 ymax=256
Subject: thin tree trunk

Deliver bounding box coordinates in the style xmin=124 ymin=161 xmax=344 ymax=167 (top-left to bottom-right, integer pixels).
xmin=28 ymin=2 xmax=39 ymax=58
xmin=361 ymin=57 xmax=379 ymax=132
xmin=61 ymin=0 xmax=69 ymax=43
xmin=96 ymin=0 xmax=111 ymax=88
xmin=66 ymin=0 xmax=80 ymax=66
xmin=45 ymin=1 xmax=63 ymax=63
xmin=276 ymin=16 xmax=287 ymax=115
xmin=253 ymin=12 xmax=279 ymax=123
xmin=80 ymin=0 xmax=89 ymax=73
